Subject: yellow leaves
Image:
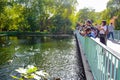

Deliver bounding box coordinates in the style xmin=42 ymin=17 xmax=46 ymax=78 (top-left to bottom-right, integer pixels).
xmin=4 ymin=4 xmax=24 ymax=19
xmin=1 ymin=3 xmax=26 ymax=30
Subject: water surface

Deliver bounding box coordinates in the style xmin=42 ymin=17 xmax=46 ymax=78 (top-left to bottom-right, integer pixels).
xmin=0 ymin=36 xmax=85 ymax=80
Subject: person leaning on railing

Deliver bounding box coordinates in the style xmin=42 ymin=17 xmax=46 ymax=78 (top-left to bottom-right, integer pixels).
xmin=79 ymin=20 xmax=92 ymax=36
xmin=79 ymin=27 xmax=96 ymax=38
xmin=79 ymin=20 xmax=97 ymax=38
xmin=85 ymin=28 xmax=96 ymax=38
xmin=98 ymin=20 xmax=107 ymax=45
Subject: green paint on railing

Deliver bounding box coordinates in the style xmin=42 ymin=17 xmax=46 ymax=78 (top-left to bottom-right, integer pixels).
xmin=75 ymin=30 xmax=120 ymax=80
xmin=114 ymin=30 xmax=120 ymax=41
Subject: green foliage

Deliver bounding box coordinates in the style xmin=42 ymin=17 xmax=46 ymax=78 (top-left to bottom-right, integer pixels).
xmin=105 ymin=0 xmax=120 ymax=29
xmin=0 ymin=0 xmax=78 ymax=33
xmin=99 ymin=10 xmax=110 ymax=24
xmin=0 ymin=0 xmax=6 ymax=13
xmin=1 ymin=0 xmax=120 ymax=31
xmin=77 ymin=8 xmax=97 ymax=23
xmin=51 ymin=14 xmax=72 ymax=33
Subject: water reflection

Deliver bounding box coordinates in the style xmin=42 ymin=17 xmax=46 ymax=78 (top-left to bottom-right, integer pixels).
xmin=0 ymin=36 xmax=85 ymax=80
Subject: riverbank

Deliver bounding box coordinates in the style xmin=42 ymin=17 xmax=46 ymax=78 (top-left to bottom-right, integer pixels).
xmin=0 ymin=31 xmax=73 ymax=36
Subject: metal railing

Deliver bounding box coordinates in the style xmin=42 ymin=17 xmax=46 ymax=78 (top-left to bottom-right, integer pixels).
xmin=113 ymin=30 xmax=120 ymax=41
xmin=75 ymin=30 xmax=120 ymax=80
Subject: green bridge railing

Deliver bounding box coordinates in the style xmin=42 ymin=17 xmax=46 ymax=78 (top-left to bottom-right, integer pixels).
xmin=75 ymin=30 xmax=120 ymax=80
xmin=114 ymin=30 xmax=120 ymax=41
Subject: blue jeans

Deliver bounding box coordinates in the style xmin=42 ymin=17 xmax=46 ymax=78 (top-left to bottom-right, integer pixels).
xmin=107 ymin=32 xmax=114 ymax=40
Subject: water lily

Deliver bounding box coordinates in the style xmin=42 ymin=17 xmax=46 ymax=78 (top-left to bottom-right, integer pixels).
xmin=30 ymin=46 xmax=33 ymax=51
xmin=8 ymin=60 xmax=13 ymax=63
xmin=27 ymin=65 xmax=35 ymax=69
xmin=34 ymin=49 xmax=40 ymax=52
xmin=36 ymin=71 xmax=49 ymax=77
xmin=31 ymin=73 xmax=41 ymax=80
xmin=13 ymin=65 xmax=50 ymax=80
xmin=15 ymin=46 xmax=20 ymax=51
xmin=15 ymin=68 xmax=27 ymax=74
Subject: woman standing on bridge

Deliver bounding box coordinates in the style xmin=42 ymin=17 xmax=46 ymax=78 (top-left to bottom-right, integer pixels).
xmin=98 ymin=20 xmax=107 ymax=45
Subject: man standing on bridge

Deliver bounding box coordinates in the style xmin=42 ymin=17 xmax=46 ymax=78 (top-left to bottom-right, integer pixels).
xmin=107 ymin=23 xmax=114 ymax=40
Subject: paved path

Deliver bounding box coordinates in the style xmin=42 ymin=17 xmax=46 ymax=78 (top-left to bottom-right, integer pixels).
xmin=95 ymin=38 xmax=120 ymax=53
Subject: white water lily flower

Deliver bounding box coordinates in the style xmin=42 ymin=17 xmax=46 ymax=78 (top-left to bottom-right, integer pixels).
xmin=8 ymin=60 xmax=13 ymax=63
xmin=15 ymin=68 xmax=27 ymax=74
xmin=31 ymin=73 xmax=41 ymax=80
xmin=27 ymin=65 xmax=35 ymax=69
xmin=35 ymin=71 xmax=45 ymax=77
xmin=36 ymin=71 xmax=49 ymax=77
xmin=43 ymin=72 xmax=49 ymax=77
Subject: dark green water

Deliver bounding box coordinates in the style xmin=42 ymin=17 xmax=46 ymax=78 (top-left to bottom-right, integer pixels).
xmin=0 ymin=36 xmax=85 ymax=80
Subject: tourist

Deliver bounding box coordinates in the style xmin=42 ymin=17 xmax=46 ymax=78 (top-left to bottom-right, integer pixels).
xmin=85 ymin=19 xmax=92 ymax=29
xmin=79 ymin=20 xmax=98 ymax=38
xmin=85 ymin=28 xmax=96 ymax=38
xmin=85 ymin=20 xmax=98 ymax=38
xmin=107 ymin=23 xmax=114 ymax=40
xmin=98 ymin=20 xmax=107 ymax=45
xmin=76 ymin=22 xmax=82 ymax=31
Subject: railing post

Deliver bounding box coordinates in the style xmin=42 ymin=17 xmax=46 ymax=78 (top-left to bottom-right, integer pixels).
xmin=101 ymin=49 xmax=105 ymax=80
xmin=118 ymin=31 xmax=120 ymax=41
xmin=106 ymin=53 xmax=110 ymax=80
xmin=113 ymin=58 xmax=117 ymax=80
xmin=117 ymin=31 xmax=119 ymax=41
xmin=103 ymin=51 xmax=107 ymax=80
xmin=110 ymin=55 xmax=113 ymax=80
xmin=116 ymin=60 xmax=120 ymax=80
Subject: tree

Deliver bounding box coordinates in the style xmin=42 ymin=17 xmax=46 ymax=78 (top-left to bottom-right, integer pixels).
xmin=0 ymin=0 xmax=78 ymax=32
xmin=0 ymin=0 xmax=7 ymax=31
xmin=106 ymin=0 xmax=120 ymax=29
xmin=77 ymin=8 xmax=97 ymax=23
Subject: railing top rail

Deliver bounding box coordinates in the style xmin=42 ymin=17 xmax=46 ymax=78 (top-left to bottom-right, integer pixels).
xmin=90 ymin=37 xmax=120 ymax=60
xmin=114 ymin=30 xmax=120 ymax=31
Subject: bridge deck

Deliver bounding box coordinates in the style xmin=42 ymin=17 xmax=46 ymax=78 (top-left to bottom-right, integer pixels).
xmin=95 ymin=38 xmax=120 ymax=53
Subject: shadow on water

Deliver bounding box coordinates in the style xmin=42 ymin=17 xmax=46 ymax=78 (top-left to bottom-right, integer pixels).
xmin=0 ymin=36 xmax=85 ymax=80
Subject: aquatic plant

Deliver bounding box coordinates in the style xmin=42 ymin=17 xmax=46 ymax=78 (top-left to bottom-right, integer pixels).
xmin=11 ymin=65 xmax=49 ymax=80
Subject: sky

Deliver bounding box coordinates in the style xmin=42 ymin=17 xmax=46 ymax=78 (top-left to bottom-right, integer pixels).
xmin=77 ymin=0 xmax=109 ymax=12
